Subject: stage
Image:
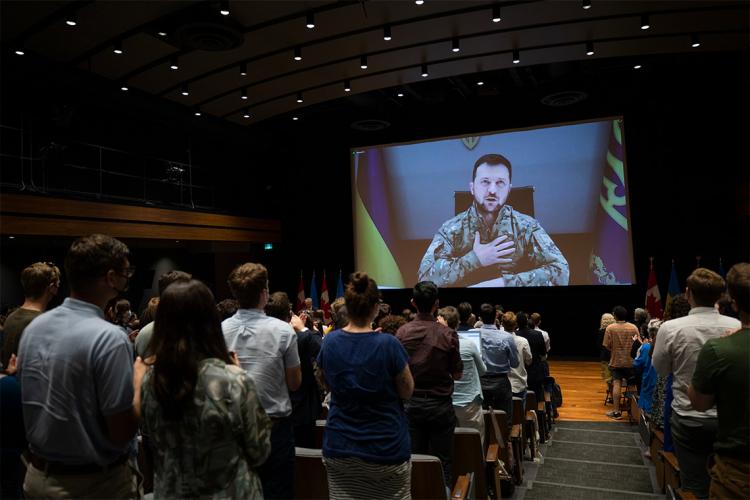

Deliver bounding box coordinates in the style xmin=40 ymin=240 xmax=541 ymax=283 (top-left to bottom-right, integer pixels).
xmin=548 ymin=360 xmax=621 ymax=423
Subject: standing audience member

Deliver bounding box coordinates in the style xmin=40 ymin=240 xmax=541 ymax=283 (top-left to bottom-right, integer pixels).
xmin=1 ymin=262 xmax=60 ymax=370
xmin=18 ymin=234 xmax=140 ymax=498
xmin=653 ymin=268 xmax=740 ymax=498
xmin=477 ymin=303 xmax=519 ymax=417
xmin=135 ymin=270 xmax=192 ymax=358
xmin=603 ymin=305 xmax=638 ymax=420
xmin=598 ymin=313 xmax=616 ymax=385
xmin=265 ymin=291 xmax=323 ymax=449
xmin=223 ymin=263 xmax=301 ymax=500
xmin=317 ymin=272 xmax=413 ymax=500
xmin=530 ymin=312 xmax=550 ymax=354
xmin=516 ymin=312 xmax=546 ymax=401
xmin=216 ymin=298 xmax=239 ymax=321
xmin=378 ymin=314 xmax=407 ymax=335
xmin=457 ymin=302 xmax=474 ymax=332
xmin=503 ymin=312 xmax=532 ymax=402
xmin=440 ymin=306 xmax=486 ymax=441
xmin=140 ymin=280 xmax=271 ymax=498
xmin=396 ymin=281 xmax=463 ymax=488
xmin=688 ymin=263 xmax=749 ymax=499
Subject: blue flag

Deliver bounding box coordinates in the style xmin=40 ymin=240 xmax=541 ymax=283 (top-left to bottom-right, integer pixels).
xmin=310 ymin=271 xmax=319 ymax=309
xmin=335 ymin=270 xmax=344 ymax=299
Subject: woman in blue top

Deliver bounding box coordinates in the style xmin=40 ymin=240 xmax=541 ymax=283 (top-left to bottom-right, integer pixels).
xmin=317 ymin=272 xmax=414 ymax=500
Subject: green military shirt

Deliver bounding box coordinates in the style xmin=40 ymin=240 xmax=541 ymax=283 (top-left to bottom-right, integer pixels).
xmin=691 ymin=327 xmax=749 ymax=458
xmin=141 ymin=358 xmax=272 ymax=498
xmin=418 ymin=204 xmax=569 ymax=287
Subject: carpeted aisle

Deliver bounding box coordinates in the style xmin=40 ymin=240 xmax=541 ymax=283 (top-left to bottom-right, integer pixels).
xmin=517 ymin=420 xmax=662 ymax=500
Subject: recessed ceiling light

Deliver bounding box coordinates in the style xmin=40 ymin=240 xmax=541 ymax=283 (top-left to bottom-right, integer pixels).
xmin=512 ymin=49 xmax=520 ymax=64
xmin=294 ymin=47 xmax=302 ymax=61
xmin=452 ymin=38 xmax=460 ymax=53
xmin=8 ymin=236 xmax=15 ymax=239
xmin=582 ymin=0 xmax=591 ymax=9
xmin=169 ymin=57 xmax=179 ymax=70
xmin=157 ymin=31 xmax=167 ymax=37
xmin=243 ymin=109 xmax=251 ymax=119
xmin=397 ymin=92 xmax=404 ymax=97
xmin=306 ymin=12 xmax=315 ymax=29
xmin=586 ymin=41 xmax=594 ymax=56
xmin=181 ymin=83 xmax=189 ymax=96
xmin=15 ymin=48 xmax=24 ymax=56
xmin=640 ymin=14 xmax=650 ymax=30
xmin=477 ymin=81 xmax=484 ymax=86
xmin=240 ymin=62 xmax=247 ymax=76
xmin=384 ymin=25 xmax=392 ymax=41
xmin=344 ymin=80 xmax=351 ymax=92
xmin=633 ymin=64 xmax=642 ymax=69
xmin=241 ymin=88 xmax=248 ymax=100
xmin=293 ymin=116 xmax=299 ymax=121
xmin=691 ymin=34 xmax=701 ymax=48
xmin=296 ymin=92 xmax=303 ymax=103
xmin=415 ymin=0 xmax=424 ymax=4
xmin=219 ymin=0 xmax=230 ymax=16
xmin=421 ymin=64 xmax=429 ymax=77
xmin=194 ymin=110 xmax=202 ymax=116
xmin=120 ymin=84 xmax=129 ymax=91
xmin=113 ymin=41 xmax=123 ymax=55
xmin=492 ymin=5 xmax=501 ymax=22
xmin=65 ymin=13 xmax=77 ymax=26
xmin=360 ymin=55 xmax=368 ymax=69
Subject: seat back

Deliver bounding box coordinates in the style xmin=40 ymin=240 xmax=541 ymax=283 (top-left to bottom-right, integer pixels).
xmin=411 ymin=454 xmax=448 ymax=500
xmin=511 ymin=397 xmax=525 ymax=426
xmin=452 ymin=427 xmax=487 ymax=499
xmin=525 ymin=392 xmax=538 ymax=415
xmin=314 ymin=419 xmax=326 ymax=448
xmin=294 ymin=447 xmax=329 ymax=500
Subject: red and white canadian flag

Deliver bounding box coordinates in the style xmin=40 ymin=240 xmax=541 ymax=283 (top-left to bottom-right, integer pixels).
xmin=645 ymin=258 xmax=663 ymax=319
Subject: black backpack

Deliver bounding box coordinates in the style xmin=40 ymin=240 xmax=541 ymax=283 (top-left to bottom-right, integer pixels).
xmin=552 ymin=383 xmax=563 ymax=408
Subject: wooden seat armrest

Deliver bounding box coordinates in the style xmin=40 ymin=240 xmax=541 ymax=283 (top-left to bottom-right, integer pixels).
xmin=659 ymin=451 xmax=680 ymax=471
xmin=537 ymin=402 xmax=546 ymax=411
xmin=451 ymin=473 xmax=472 ymax=500
xmin=525 ymin=411 xmax=535 ymax=421
xmin=485 ymin=443 xmax=499 ymax=463
xmin=676 ymin=488 xmax=697 ymax=500
xmin=510 ymin=425 xmax=522 ymax=439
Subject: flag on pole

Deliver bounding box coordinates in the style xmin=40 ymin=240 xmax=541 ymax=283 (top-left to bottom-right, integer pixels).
xmin=320 ymin=270 xmax=330 ymax=319
xmin=335 ymin=270 xmax=345 ymax=299
xmin=310 ymin=271 xmax=319 ymax=309
xmin=645 ymin=257 xmax=663 ymax=319
xmin=663 ymin=261 xmax=681 ymax=319
xmin=718 ymin=258 xmax=726 ymax=279
xmin=296 ymin=271 xmax=305 ymax=313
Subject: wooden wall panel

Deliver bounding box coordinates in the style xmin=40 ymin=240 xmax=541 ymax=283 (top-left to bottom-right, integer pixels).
xmin=0 ymin=194 xmax=281 ymax=242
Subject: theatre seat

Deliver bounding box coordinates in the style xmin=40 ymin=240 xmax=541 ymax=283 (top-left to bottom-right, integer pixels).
xmin=452 ymin=427 xmax=489 ymax=499
xmin=294 ymin=447 xmax=328 ymax=500
xmin=411 ymin=454 xmax=472 ymax=500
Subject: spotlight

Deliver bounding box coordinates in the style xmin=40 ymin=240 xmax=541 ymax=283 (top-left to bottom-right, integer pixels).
xmin=415 ymin=0 xmax=424 ymax=4
xmin=691 ymin=34 xmax=701 ymax=48
xmin=582 ymin=0 xmax=591 ymax=9
xmin=633 ymin=64 xmax=642 ymax=69
xmin=477 ymin=81 xmax=484 ymax=86
xmin=194 ymin=109 xmax=202 ymax=117
xmin=344 ymin=80 xmax=351 ymax=92
xmin=65 ymin=12 xmax=77 ymax=27
xmin=14 ymin=48 xmax=24 ymax=56
xmin=181 ymin=83 xmax=189 ymax=96
xmin=120 ymin=83 xmax=129 ymax=91
xmin=157 ymin=31 xmax=167 ymax=37
xmin=492 ymin=5 xmax=501 ymax=22
xmin=241 ymin=88 xmax=248 ymax=100
xmin=243 ymin=108 xmax=251 ymax=119
xmin=293 ymin=116 xmax=299 ymax=121
xmin=397 ymin=92 xmax=404 ymax=97
xmin=113 ymin=41 xmax=123 ymax=55
xmin=640 ymin=14 xmax=650 ymax=30
xmin=421 ymin=64 xmax=429 ymax=77
xmin=240 ymin=62 xmax=247 ymax=76
xmin=384 ymin=25 xmax=392 ymax=41
xmin=360 ymin=55 xmax=368 ymax=69
xmin=170 ymin=57 xmax=179 ymax=70
xmin=296 ymin=92 xmax=303 ymax=103
xmin=512 ymin=49 xmax=520 ymax=64
xmin=220 ymin=0 xmax=230 ymax=16
xmin=586 ymin=41 xmax=594 ymax=56
xmin=452 ymin=38 xmax=460 ymax=53
xmin=294 ymin=47 xmax=302 ymax=61
xmin=306 ymin=12 xmax=315 ymax=29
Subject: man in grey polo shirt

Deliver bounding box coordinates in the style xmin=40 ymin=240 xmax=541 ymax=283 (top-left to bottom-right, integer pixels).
xmin=223 ymin=262 xmax=301 ymax=500
xmin=18 ymin=234 xmax=143 ymax=498
xmin=653 ymin=268 xmax=740 ymax=498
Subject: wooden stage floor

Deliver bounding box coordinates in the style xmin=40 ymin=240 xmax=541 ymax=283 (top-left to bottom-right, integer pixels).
xmin=548 ymin=360 xmax=621 ymax=422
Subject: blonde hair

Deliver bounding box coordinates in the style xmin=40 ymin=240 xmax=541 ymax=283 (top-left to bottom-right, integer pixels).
xmin=600 ymin=313 xmax=615 ymax=330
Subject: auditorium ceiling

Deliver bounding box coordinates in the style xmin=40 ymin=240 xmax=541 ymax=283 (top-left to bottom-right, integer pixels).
xmin=1 ymin=0 xmax=748 ymax=127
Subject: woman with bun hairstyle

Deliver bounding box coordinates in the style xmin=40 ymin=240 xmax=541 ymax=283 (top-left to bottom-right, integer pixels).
xmin=317 ymin=272 xmax=415 ymax=500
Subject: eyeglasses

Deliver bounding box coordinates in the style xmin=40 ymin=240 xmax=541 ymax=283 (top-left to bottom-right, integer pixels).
xmin=119 ymin=266 xmax=136 ymax=279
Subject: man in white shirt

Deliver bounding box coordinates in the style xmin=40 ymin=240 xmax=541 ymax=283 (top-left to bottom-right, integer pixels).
xmin=653 ymin=268 xmax=740 ymax=498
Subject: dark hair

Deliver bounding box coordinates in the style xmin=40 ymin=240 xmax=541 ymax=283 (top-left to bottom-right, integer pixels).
xmin=20 ymin=262 xmax=61 ymax=299
xmin=378 ymin=314 xmax=406 ymax=335
xmin=228 ymin=263 xmax=268 ymax=308
xmin=686 ymin=268 xmax=726 ymax=307
xmin=727 ymin=263 xmax=749 ymax=314
xmin=158 ymin=270 xmax=192 ymax=296
xmin=472 ymin=154 xmax=512 ymax=182
xmin=345 ymin=272 xmax=380 ymax=324
xmin=412 ymin=281 xmax=439 ymax=313
xmin=665 ymin=294 xmax=691 ymax=320
xmin=479 ymin=303 xmax=495 ymax=325
xmin=334 ymin=305 xmax=349 ymax=329
xmin=612 ymin=305 xmax=628 ymax=321
xmin=438 ymin=306 xmax=459 ymax=329
xmin=457 ymin=302 xmax=473 ymax=323
xmin=374 ymin=302 xmax=391 ymax=326
xmin=65 ymin=234 xmax=130 ymax=292
xmin=264 ymin=292 xmax=291 ymax=322
xmin=114 ymin=298 xmax=132 ymax=325
xmin=216 ymin=298 xmax=239 ymax=320
xmin=501 ymin=311 xmax=517 ymax=331
xmin=516 ymin=311 xmax=528 ymax=329
xmin=150 ymin=280 xmax=230 ymax=420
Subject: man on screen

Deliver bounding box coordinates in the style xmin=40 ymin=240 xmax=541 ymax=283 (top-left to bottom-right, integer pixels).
xmin=418 ymin=153 xmax=569 ymax=287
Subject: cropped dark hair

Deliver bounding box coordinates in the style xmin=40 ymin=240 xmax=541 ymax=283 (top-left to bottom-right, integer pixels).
xmin=479 ymin=303 xmax=496 ymax=325
xmin=216 ymin=298 xmax=239 ymax=320
xmin=158 ymin=270 xmax=192 ymax=296
xmin=150 ymin=280 xmax=230 ymax=420
xmin=438 ymin=306 xmax=459 ymax=329
xmin=516 ymin=311 xmax=529 ymax=329
xmin=727 ymin=263 xmax=750 ymax=314
xmin=65 ymin=234 xmax=130 ymax=292
xmin=412 ymin=281 xmax=439 ymax=313
xmin=228 ymin=263 xmax=268 ymax=308
xmin=687 ymin=268 xmax=726 ymax=307
xmin=665 ymin=294 xmax=691 ymax=320
xmin=472 ymin=154 xmax=512 ymax=182
xmin=612 ymin=305 xmax=628 ymax=321
xmin=20 ymin=262 xmax=61 ymax=299
xmin=345 ymin=272 xmax=380 ymax=323
xmin=457 ymin=302 xmax=473 ymax=323
xmin=265 ymin=292 xmax=291 ymax=322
